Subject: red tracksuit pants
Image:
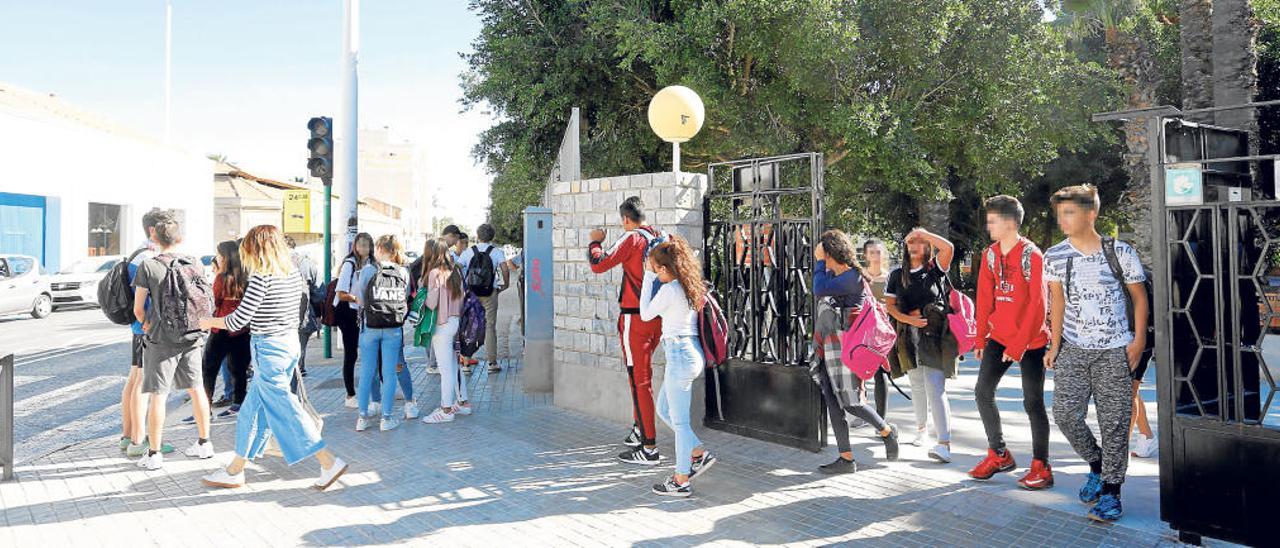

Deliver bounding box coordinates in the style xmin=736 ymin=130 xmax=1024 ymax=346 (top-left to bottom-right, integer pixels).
xmin=619 ymin=313 xmax=662 ymax=446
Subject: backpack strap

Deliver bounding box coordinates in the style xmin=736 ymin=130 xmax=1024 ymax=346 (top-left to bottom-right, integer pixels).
xmin=1065 ymin=255 xmax=1074 ymax=301
xmin=1020 ymin=239 xmax=1036 ymax=283
xmin=1100 ymin=237 xmax=1138 ymax=333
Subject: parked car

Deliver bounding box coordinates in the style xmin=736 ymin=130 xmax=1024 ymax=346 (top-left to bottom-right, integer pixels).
xmin=50 ymin=256 xmax=122 ymax=310
xmin=0 ymin=254 xmax=53 ymax=319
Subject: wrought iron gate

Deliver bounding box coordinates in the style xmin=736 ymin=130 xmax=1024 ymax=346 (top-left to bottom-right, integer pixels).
xmin=703 ymin=153 xmax=825 ymax=451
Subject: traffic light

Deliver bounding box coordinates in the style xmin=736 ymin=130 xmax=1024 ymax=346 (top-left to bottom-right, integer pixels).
xmin=306 ymin=116 xmax=333 ymax=182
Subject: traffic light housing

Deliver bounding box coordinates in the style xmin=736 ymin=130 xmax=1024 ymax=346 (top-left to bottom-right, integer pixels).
xmin=306 ymin=116 xmax=333 ymax=181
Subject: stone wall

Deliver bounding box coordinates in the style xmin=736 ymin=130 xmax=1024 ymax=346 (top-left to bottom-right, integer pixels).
xmin=549 ymin=171 xmax=708 ymax=433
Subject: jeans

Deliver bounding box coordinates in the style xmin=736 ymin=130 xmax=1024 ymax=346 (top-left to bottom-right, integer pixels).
xmin=975 ymin=340 xmax=1049 ymax=460
xmin=815 ymin=364 xmax=889 ymax=454
xmin=235 ymin=333 xmax=325 ymax=465
xmin=358 ymin=326 xmax=402 ymax=419
xmin=432 ymin=317 xmax=467 ymax=409
xmin=655 ymin=335 xmax=704 ymax=476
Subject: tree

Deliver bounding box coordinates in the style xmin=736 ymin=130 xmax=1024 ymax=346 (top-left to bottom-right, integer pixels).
xmin=1213 ymin=0 xmax=1260 ymax=137
xmin=1181 ymin=0 xmax=1216 ymax=121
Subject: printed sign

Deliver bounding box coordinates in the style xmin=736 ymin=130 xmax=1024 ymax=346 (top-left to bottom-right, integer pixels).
xmin=283 ymin=190 xmax=312 ymax=233
xmin=1165 ymin=164 xmax=1203 ymax=206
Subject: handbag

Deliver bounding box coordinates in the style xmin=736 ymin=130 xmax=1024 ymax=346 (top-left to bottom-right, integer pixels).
xmin=839 ymin=280 xmax=899 ymax=380
xmin=933 ymin=267 xmax=977 ymax=355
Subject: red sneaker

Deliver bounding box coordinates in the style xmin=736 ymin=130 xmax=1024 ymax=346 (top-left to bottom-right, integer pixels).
xmin=968 ymin=448 xmax=1016 ymax=480
xmin=1018 ymin=459 xmax=1054 ymax=490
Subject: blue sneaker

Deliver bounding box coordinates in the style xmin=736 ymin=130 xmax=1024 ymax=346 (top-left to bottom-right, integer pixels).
xmin=1079 ymin=472 xmax=1103 ymax=504
xmin=1088 ymin=494 xmax=1123 ymax=522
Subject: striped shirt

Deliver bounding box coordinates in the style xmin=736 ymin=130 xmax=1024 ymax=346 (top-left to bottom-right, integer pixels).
xmin=223 ymin=271 xmax=307 ymax=336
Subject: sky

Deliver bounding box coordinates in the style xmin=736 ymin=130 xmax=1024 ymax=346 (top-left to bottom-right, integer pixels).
xmin=0 ymin=0 xmax=495 ymax=229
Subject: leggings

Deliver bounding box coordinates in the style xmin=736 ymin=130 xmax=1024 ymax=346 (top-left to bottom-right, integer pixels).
xmin=815 ymin=364 xmax=888 ymax=453
xmin=336 ymin=303 xmax=360 ymax=397
xmin=975 ymin=340 xmax=1049 ymax=460
xmin=202 ymin=329 xmax=251 ymax=405
xmin=919 ymin=366 xmax=951 ymax=443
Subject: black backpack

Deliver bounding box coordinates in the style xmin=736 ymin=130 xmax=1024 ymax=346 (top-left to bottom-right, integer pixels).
xmin=1065 ymin=237 xmax=1154 ymax=352
xmin=98 ymin=248 xmax=147 ymax=325
xmin=464 ymin=246 xmax=497 ymax=297
xmin=149 ymin=254 xmax=214 ymax=344
xmin=362 ymin=262 xmax=409 ymax=328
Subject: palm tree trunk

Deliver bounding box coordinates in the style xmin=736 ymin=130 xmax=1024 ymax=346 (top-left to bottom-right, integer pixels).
xmin=1180 ymin=0 xmax=1215 ymax=122
xmin=1211 ymin=0 xmax=1259 ymax=141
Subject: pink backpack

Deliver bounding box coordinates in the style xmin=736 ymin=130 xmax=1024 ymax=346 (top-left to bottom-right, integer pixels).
xmin=840 ymin=281 xmax=898 ymax=380
xmin=946 ymin=287 xmax=978 ymax=355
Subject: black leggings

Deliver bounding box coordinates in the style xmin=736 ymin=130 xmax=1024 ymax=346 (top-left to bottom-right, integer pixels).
xmin=975 ymin=339 xmax=1050 ymax=460
xmin=336 ymin=303 xmax=360 ymax=397
xmin=202 ymin=329 xmax=251 ymax=405
xmin=874 ymin=369 xmax=888 ymax=418
xmin=815 ymin=364 xmax=889 ymax=454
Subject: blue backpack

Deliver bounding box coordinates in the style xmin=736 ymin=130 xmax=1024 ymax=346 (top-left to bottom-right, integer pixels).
xmin=455 ymin=290 xmax=487 ymax=358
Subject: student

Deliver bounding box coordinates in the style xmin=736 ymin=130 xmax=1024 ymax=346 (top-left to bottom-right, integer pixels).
xmin=453 ymin=232 xmax=478 ymax=371
xmin=884 ymin=227 xmax=957 ymax=463
xmin=409 ymin=238 xmax=439 ymax=375
xmin=287 ymin=236 xmax=320 ymax=379
xmin=1044 ymin=184 xmax=1148 ymax=522
xmin=122 ymin=209 xmax=174 ymax=458
xmin=968 ymin=196 xmax=1054 ymax=489
xmin=862 ymin=238 xmax=929 ymax=444
xmin=199 ymin=224 xmax=348 ymax=490
xmin=335 ymin=233 xmax=375 ymax=410
xmin=812 ymin=230 xmax=900 ymax=475
xmin=201 ymin=240 xmax=252 ymax=420
xmin=420 ymin=238 xmax=473 ymax=423
xmin=458 ymin=223 xmax=509 ymax=373
xmin=641 ymin=237 xmax=717 ymax=496
xmin=131 ymin=209 xmax=214 ymax=470
xmin=588 ymin=196 xmax=664 ymax=465
xmin=354 ymin=235 xmax=413 ymax=432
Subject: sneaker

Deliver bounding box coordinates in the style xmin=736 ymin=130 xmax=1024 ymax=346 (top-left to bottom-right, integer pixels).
xmin=818 ymin=456 xmax=856 ymax=475
xmin=212 ymin=396 xmax=233 ymax=408
xmin=355 ymin=416 xmax=370 ymax=432
xmin=908 ymin=427 xmax=927 ymax=447
xmin=881 ymin=423 xmax=900 ymax=461
xmin=217 ymin=406 xmax=239 ymax=419
xmin=452 ymin=403 xmax=473 ymax=416
xmin=1079 ymin=472 xmax=1104 ymax=504
xmin=421 ymin=407 xmax=455 ymax=424
xmin=462 ymin=364 xmax=473 ymax=374
xmin=202 ymin=467 xmax=245 ymax=488
xmin=426 ymin=365 xmax=439 ymax=375
xmin=380 ymin=417 xmax=401 ymax=431
xmin=126 ymin=438 xmax=174 ymax=457
xmin=404 ymin=401 xmax=421 ymax=420
xmin=184 ymin=440 xmax=215 ymax=459
xmin=623 ymin=426 xmax=643 ymax=448
xmin=928 ymin=444 xmax=952 ymax=463
xmin=181 ymin=415 xmax=197 ymax=425
xmin=690 ymin=451 xmax=717 ymax=480
xmin=1088 ymin=494 xmax=1124 ymax=522
xmin=1131 ymin=434 xmax=1157 ymax=458
xmin=618 ymin=447 xmax=661 ymax=466
xmin=119 ymin=436 xmax=132 ymax=451
xmin=968 ymin=448 xmax=1016 ymax=480
xmin=136 ymin=452 xmax=164 ymax=470
xmin=1018 ymin=459 xmax=1055 ymax=490
xmin=488 ymin=362 xmax=502 ymax=373
xmin=651 ymin=476 xmax=692 ymax=497
xmin=369 ymin=402 xmax=382 ymax=416
xmin=466 ymin=358 xmax=479 ymax=366
xmin=314 ymin=457 xmax=348 ymax=491
xmin=344 ymin=396 xmax=358 ymax=409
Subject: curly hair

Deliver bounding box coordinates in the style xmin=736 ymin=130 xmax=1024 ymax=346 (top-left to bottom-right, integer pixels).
xmin=647 ymin=235 xmax=706 ymax=309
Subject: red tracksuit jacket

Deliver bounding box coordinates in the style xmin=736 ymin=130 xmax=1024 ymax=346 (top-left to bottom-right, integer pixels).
xmin=975 ymin=237 xmax=1050 ymax=361
xmin=587 ymin=226 xmax=660 ymax=313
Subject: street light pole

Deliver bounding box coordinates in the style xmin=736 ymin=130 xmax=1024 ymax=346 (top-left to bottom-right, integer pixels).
xmin=337 ymin=0 xmax=360 ymax=252
xmin=163 ymin=0 xmax=172 ymax=144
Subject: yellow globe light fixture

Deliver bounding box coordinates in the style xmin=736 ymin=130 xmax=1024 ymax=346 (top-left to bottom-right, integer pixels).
xmin=647 ymin=85 xmax=705 ymax=176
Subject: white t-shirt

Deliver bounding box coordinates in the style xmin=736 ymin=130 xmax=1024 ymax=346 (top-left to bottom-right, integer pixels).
xmin=458 ymin=243 xmax=507 ymax=291
xmin=639 ymin=272 xmax=697 ymax=338
xmin=333 ymin=257 xmax=366 ymax=309
xmin=1043 ymin=239 xmax=1146 ymax=350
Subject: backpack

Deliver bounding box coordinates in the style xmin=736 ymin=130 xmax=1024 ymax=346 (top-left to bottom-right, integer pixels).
xmin=984 ymin=239 xmax=1037 ymax=284
xmin=839 ymin=281 xmax=899 ymax=380
xmin=1066 ymin=237 xmax=1155 ymax=351
xmin=697 ymin=289 xmax=730 ymax=367
xmin=362 ymin=262 xmax=409 ymax=328
xmin=149 ymin=254 xmax=214 ymax=344
xmin=98 ymin=248 xmax=147 ymax=325
xmin=320 ymin=258 xmax=355 ymax=327
xmin=455 ymin=291 xmax=487 ymax=358
xmin=464 ymin=246 xmax=497 ymax=297
xmin=635 ymin=227 xmax=669 ymax=263
xmin=932 ymin=268 xmax=977 ymax=355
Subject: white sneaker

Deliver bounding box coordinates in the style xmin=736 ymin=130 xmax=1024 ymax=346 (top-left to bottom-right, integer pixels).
xmin=202 ymin=467 xmax=245 ymax=488
xmin=344 ymin=397 xmax=358 ymax=409
xmin=1131 ymin=434 xmax=1158 ymax=458
xmin=453 ymin=403 xmax=473 ymax=416
xmin=908 ymin=428 xmax=927 ymax=447
xmin=928 ymin=444 xmax=952 ymax=463
xmin=380 ymin=417 xmax=401 ymax=431
xmin=421 ymin=408 xmax=455 ymax=424
xmin=426 ymin=365 xmax=439 ymax=375
xmin=355 ymin=416 xmax=369 ymax=432
xmin=136 ymin=452 xmax=164 ymax=470
xmin=404 ymin=401 xmax=421 ymax=420
xmin=184 ymin=440 xmax=215 ymax=459
xmin=369 ymin=402 xmax=382 ymax=416
xmin=314 ymin=457 xmax=348 ymax=491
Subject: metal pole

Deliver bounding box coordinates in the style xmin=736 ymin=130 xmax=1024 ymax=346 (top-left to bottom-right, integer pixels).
xmin=337 ymin=0 xmax=360 ymax=251
xmin=673 ymin=141 xmax=681 ymax=178
xmin=1 ymin=354 xmax=14 ymax=481
xmin=163 ymin=0 xmax=172 ymax=144
xmin=323 ymin=179 xmax=333 ymax=359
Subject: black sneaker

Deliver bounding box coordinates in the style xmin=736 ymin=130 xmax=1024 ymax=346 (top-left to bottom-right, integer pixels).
xmin=690 ymin=451 xmax=718 ymax=480
xmin=819 ymin=456 xmax=857 ymax=474
xmin=623 ymin=426 xmax=643 ymax=448
xmin=487 ymin=362 xmax=502 ymax=373
xmin=211 ymin=396 xmax=233 ymax=408
xmin=618 ymin=447 xmax=661 ymax=465
xmin=652 ymin=476 xmax=691 ymax=497
xmin=882 ymin=423 xmax=900 ymax=461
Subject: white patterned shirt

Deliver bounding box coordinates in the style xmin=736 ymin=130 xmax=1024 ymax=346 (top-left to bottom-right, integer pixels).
xmin=1043 ymin=239 xmax=1145 ymax=350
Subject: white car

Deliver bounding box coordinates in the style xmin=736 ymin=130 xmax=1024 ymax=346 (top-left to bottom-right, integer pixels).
xmin=0 ymin=254 xmax=53 ymax=319
xmin=50 ymin=256 xmax=122 ymax=310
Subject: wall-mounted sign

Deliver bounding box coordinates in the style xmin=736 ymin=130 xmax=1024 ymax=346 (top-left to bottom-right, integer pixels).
xmin=283 ymin=189 xmax=312 ymax=233
xmin=1165 ymin=163 xmax=1203 ymax=206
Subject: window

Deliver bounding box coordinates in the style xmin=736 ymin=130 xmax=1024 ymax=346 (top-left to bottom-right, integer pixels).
xmin=10 ymin=257 xmax=34 ymax=276
xmin=88 ymin=202 xmax=122 ymax=256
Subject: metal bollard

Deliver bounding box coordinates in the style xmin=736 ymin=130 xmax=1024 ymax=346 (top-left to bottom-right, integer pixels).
xmin=1 ymin=353 xmax=13 ymax=481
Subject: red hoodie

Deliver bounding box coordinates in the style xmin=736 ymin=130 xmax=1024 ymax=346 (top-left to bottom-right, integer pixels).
xmin=975 ymin=237 xmax=1050 ymax=361
xmin=587 ymin=226 xmax=659 ymax=313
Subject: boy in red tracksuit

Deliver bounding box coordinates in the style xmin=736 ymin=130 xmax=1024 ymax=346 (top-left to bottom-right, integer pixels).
xmin=968 ymin=195 xmax=1054 ymax=489
xmin=587 ymin=196 xmax=664 ymax=465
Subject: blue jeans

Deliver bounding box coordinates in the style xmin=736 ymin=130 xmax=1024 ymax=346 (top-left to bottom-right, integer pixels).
xmin=235 ymin=333 xmax=325 ymax=465
xmin=366 ymin=328 xmax=415 ymax=402
xmin=359 ymin=326 xmax=402 ymax=419
xmin=220 ymin=358 xmax=233 ymax=400
xmin=655 ymin=335 xmax=704 ymax=475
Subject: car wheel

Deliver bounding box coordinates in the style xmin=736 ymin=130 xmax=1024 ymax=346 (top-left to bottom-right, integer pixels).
xmin=31 ymin=294 xmax=53 ymax=318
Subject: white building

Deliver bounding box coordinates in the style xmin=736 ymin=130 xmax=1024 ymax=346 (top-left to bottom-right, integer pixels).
xmin=0 ymin=83 xmax=213 ymax=272
xmin=359 ymin=127 xmax=432 ymax=251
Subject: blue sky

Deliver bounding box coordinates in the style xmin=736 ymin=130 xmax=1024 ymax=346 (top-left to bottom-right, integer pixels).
xmin=0 ymin=0 xmax=494 ymax=227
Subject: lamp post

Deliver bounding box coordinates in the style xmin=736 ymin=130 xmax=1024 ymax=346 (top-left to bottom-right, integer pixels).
xmin=647 ymin=85 xmax=705 ymax=177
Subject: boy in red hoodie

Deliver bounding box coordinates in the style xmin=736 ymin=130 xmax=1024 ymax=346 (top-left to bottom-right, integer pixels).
xmin=968 ymin=195 xmax=1054 ymax=489
xmin=587 ymin=196 xmax=664 ymax=465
